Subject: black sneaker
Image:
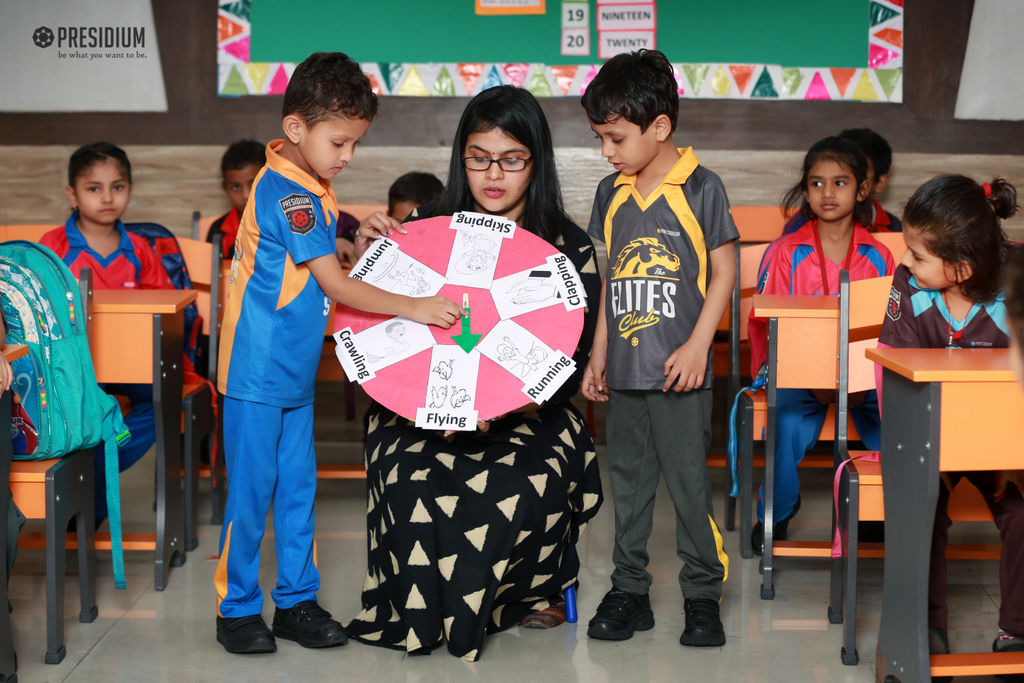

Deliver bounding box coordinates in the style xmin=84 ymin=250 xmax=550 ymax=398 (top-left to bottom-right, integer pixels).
xmin=272 ymin=601 xmax=347 ymax=648
xmin=587 ymin=589 xmax=655 ymax=640
xmin=217 ymin=614 xmax=277 ymax=654
xmin=751 ymin=496 xmax=801 ymax=556
xmin=679 ymin=597 xmax=726 ymax=647
xmin=929 ymin=627 xmax=951 ymax=683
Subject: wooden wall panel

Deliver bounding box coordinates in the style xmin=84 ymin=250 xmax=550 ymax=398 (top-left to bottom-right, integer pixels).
xmin=3 ymin=146 xmax=1022 ymax=241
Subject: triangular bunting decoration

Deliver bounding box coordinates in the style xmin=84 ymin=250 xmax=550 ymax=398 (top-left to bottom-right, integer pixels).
xmin=219 ymin=0 xmax=251 ymax=22
xmin=579 ymin=65 xmax=599 ymax=95
xmin=482 ymin=65 xmax=503 ymax=91
xmin=672 ymin=67 xmax=684 ymax=95
xmin=221 ymin=36 xmax=250 ymax=63
xmin=379 ymin=63 xmax=404 ymax=92
xmin=869 ymin=1 xmax=901 ymax=27
xmin=551 ymin=65 xmax=578 ymax=96
xmin=711 ymin=65 xmax=731 ymax=96
xmin=874 ymin=27 xmax=903 ymax=48
xmin=729 ymin=65 xmax=756 ymax=96
xmin=432 ymin=65 xmax=456 ymax=97
xmin=503 ymin=63 xmax=530 ymax=88
xmin=875 ymin=69 xmax=902 ymax=100
xmin=366 ymin=72 xmax=382 ymax=96
xmin=458 ymin=63 xmax=484 ymax=94
xmin=751 ymin=68 xmax=778 ymax=98
xmin=869 ymin=44 xmax=899 ymax=68
xmin=399 ymin=65 xmax=429 ymax=96
xmin=245 ymin=63 xmax=270 ymax=93
xmin=527 ymin=67 xmax=552 ymax=97
xmin=221 ymin=65 xmax=249 ymax=95
xmin=804 ymin=72 xmax=831 ymax=100
xmin=781 ymin=67 xmax=802 ymax=96
xmin=682 ymin=64 xmax=709 ymax=95
xmin=266 ymin=64 xmax=290 ymax=95
xmin=851 ymin=70 xmax=879 ymax=101
xmin=217 ymin=15 xmax=245 ymax=44
xmin=830 ymin=68 xmax=857 ymax=97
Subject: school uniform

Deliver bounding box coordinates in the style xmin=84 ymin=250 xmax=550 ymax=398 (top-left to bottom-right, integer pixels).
xmin=879 ymin=264 xmax=1024 ymax=636
xmin=215 ymin=140 xmax=339 ymax=619
xmin=588 ymin=148 xmax=738 ymax=599
xmin=748 ymin=221 xmax=894 ymax=524
xmin=41 ymin=214 xmax=172 ymax=519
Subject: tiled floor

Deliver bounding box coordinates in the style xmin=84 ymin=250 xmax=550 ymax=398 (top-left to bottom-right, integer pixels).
xmin=8 ymin=391 xmax=1007 ymax=682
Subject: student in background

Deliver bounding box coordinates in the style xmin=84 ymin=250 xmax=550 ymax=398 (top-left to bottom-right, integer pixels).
xmin=332 ymin=172 xmax=441 ymax=268
xmin=387 ymin=171 xmax=444 ymax=221
xmin=877 ymin=175 xmax=1024 ymax=668
xmin=581 ymin=49 xmax=737 ymax=648
xmin=208 ymin=140 xmax=266 ymax=259
xmin=782 ymin=128 xmax=901 ymax=235
xmin=40 ymin=142 xmax=172 ymax=526
xmin=748 ymin=137 xmax=894 ymax=555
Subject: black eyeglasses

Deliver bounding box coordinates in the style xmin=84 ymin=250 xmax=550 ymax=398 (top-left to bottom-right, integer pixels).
xmin=462 ymin=157 xmax=532 ymax=172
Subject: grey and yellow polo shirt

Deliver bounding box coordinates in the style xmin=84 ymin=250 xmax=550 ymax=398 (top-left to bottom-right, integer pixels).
xmin=587 ymin=147 xmax=738 ymax=391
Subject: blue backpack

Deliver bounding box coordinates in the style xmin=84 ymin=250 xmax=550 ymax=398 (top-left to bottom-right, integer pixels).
xmin=0 ymin=241 xmax=130 ymax=589
xmin=124 ymin=222 xmax=203 ymax=368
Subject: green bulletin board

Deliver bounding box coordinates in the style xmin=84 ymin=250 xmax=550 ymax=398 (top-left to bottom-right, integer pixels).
xmin=217 ymin=0 xmax=905 ymax=102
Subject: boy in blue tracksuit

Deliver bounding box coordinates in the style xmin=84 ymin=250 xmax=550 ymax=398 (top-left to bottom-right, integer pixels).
xmin=214 ymin=52 xmax=464 ymax=655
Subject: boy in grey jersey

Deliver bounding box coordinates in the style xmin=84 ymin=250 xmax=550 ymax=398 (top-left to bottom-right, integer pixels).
xmin=580 ymin=50 xmax=738 ymax=648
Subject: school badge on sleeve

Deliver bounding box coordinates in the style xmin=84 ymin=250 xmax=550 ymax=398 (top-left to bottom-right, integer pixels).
xmin=279 ymin=193 xmax=317 ymax=235
xmin=887 ymin=286 xmax=901 ymax=321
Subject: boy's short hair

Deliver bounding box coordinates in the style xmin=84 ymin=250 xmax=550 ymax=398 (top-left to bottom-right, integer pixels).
xmin=282 ymin=52 xmax=378 ymax=128
xmin=388 ymin=172 xmax=444 ymax=214
xmin=838 ymin=128 xmax=892 ymax=177
xmin=581 ymin=49 xmax=678 ymax=133
xmin=221 ymin=140 xmax=266 ymax=177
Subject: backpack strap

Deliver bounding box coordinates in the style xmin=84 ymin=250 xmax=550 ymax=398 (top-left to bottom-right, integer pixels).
xmin=103 ymin=413 xmax=132 ymax=589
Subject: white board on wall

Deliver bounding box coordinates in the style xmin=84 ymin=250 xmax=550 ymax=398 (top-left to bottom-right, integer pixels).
xmin=0 ymin=0 xmax=167 ymax=112
xmin=955 ymin=0 xmax=1024 ymax=121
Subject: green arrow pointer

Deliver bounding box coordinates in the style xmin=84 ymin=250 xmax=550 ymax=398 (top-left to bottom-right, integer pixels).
xmin=451 ymin=293 xmax=481 ymax=353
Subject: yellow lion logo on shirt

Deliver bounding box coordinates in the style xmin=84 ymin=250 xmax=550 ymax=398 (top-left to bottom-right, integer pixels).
xmin=610 ymin=237 xmax=680 ymax=280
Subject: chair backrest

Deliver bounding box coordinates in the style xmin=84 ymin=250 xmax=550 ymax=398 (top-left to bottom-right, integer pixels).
xmin=872 ymin=231 xmax=906 ymax=262
xmin=195 ymin=214 xmax=219 ymax=242
xmin=846 ymin=275 xmax=894 ymax=393
xmin=731 ymin=206 xmax=787 ymax=243
xmin=0 ymin=225 xmax=59 ymax=243
xmin=178 ymin=235 xmax=222 ymax=382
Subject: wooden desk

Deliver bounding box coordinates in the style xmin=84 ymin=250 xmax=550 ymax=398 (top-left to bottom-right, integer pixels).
xmin=0 ymin=345 xmax=27 ymax=682
xmin=91 ymin=290 xmax=196 ymax=591
xmin=868 ymin=347 xmax=1024 ymax=683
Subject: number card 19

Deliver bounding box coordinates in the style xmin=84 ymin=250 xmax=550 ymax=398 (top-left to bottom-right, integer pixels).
xmin=561 ymin=2 xmax=590 ymax=56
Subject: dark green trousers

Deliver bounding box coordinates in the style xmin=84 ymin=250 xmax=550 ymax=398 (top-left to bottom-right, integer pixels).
xmin=606 ymin=388 xmax=728 ymax=599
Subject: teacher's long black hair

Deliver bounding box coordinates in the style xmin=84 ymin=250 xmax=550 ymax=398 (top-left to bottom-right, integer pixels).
xmin=434 ymin=85 xmax=571 ymax=245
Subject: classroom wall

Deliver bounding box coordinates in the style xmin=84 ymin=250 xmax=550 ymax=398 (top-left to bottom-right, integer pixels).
xmin=0 ymin=0 xmax=1022 ymax=153
xmin=3 ymin=146 xmax=1022 ymax=242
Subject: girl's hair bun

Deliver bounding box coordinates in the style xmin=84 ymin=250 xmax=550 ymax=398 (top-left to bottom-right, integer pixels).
xmin=987 ymin=178 xmax=1019 ymax=221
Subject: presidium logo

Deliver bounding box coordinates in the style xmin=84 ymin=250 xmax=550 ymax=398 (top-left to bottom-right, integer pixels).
xmin=32 ymin=27 xmax=54 ymax=49
xmin=31 ymin=24 xmax=147 ymax=59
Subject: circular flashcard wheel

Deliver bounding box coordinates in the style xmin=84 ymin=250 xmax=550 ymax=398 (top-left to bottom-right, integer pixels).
xmin=334 ymin=214 xmax=586 ymax=425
